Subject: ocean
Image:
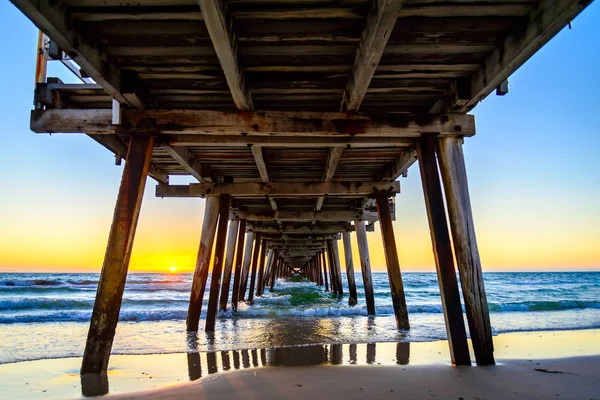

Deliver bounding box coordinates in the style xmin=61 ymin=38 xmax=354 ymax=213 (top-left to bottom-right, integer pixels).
xmin=1 ymin=271 xmax=599 ymax=364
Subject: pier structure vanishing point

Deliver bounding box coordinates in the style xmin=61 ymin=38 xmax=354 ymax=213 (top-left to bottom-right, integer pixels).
xmin=11 ymin=0 xmax=591 ymax=374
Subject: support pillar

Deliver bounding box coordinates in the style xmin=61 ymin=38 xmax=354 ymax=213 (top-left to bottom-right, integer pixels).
xmin=355 ymin=221 xmax=375 ymax=315
xmin=219 ymin=219 xmax=239 ymax=312
xmin=81 ymin=136 xmax=153 ymax=373
xmin=187 ymin=197 xmax=220 ymax=331
xmin=247 ymin=233 xmax=261 ymax=304
xmin=238 ymin=232 xmax=254 ymax=301
xmin=436 ymin=136 xmax=494 ymax=365
xmin=205 ymin=195 xmax=231 ymax=332
xmin=231 ymin=220 xmax=247 ymax=312
xmin=342 ymin=232 xmax=358 ymax=305
xmin=375 ymin=194 xmax=409 ymax=330
xmin=256 ymin=239 xmax=268 ymax=296
xmin=321 ymin=251 xmax=329 ymax=292
xmin=417 ymin=135 xmax=470 ymax=365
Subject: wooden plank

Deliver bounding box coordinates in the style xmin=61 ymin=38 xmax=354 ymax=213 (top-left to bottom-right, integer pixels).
xmin=416 ymin=135 xmax=470 ymax=366
xmin=315 ymin=146 xmax=344 ymax=211
xmin=162 ymin=146 xmax=214 ymax=182
xmin=198 ymin=0 xmax=253 ymax=110
xmin=219 ymin=220 xmax=240 ymax=312
xmin=342 ymin=0 xmax=405 ymax=112
xmin=456 ymin=0 xmax=589 ymax=112
xmin=376 ymin=194 xmax=409 ymax=330
xmin=233 ymin=210 xmax=379 ymax=222
xmin=81 ymin=136 xmax=153 ymax=373
xmin=238 ymin=231 xmax=254 ymax=302
xmin=205 ymin=195 xmax=231 ymax=332
xmin=355 ymin=220 xmax=375 ymax=315
xmin=231 ymin=220 xmax=247 ymax=312
xmin=186 ymin=196 xmax=220 ymax=332
xmin=379 ymin=148 xmax=417 ymax=181
xmin=436 ymin=137 xmax=494 ymax=365
xmin=342 ymin=231 xmax=358 ymax=305
xmin=248 ymin=223 xmax=353 ymax=235
xmin=30 ymin=109 xmax=476 ymax=138
xmin=250 ymin=146 xmax=270 ymax=183
xmin=10 ymin=0 xmax=144 ymax=108
xmin=156 ymin=181 xmax=400 ymax=198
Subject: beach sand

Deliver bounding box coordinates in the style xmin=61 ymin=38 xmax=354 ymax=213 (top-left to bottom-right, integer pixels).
xmin=1 ymin=329 xmax=599 ymax=399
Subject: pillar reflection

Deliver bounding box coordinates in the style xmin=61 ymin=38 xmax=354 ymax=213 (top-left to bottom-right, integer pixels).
xmin=396 ymin=342 xmax=410 ymax=365
xmin=187 ymin=353 xmax=202 ymax=381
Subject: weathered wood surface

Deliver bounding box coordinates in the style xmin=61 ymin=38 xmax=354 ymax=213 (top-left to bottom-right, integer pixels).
xmin=162 ymin=146 xmax=213 ymax=182
xmin=376 ymin=194 xmax=409 ymax=330
xmin=219 ymin=219 xmax=239 ymax=312
xmin=354 ymin=220 xmax=375 ymax=315
xmin=81 ymin=136 xmax=153 ymax=373
xmin=156 ymin=181 xmax=400 ymax=198
xmin=170 ymin=134 xmax=413 ymax=147
xmin=342 ymin=0 xmax=404 ymax=112
xmin=231 ymin=219 xmax=247 ymax=312
xmin=238 ymin=231 xmax=254 ymax=302
xmin=436 ymin=136 xmax=494 ymax=365
xmin=321 ymin=251 xmax=329 ymax=292
xmin=30 ymin=109 xmax=476 ymax=137
xmin=330 ymin=239 xmax=344 ymax=296
xmin=248 ymin=223 xmax=354 ymax=234
xmin=315 ymin=146 xmax=344 ymax=211
xmin=198 ymin=0 xmax=253 ymax=110
xmin=416 ymin=135 xmax=470 ymax=365
xmin=205 ymin=194 xmax=231 ymax=332
xmin=186 ymin=196 xmax=220 ymax=332
xmin=247 ymin=232 xmax=261 ymax=303
xmin=342 ymin=231 xmax=358 ymax=305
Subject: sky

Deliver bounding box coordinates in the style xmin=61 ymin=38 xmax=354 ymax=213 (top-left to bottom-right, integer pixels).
xmin=0 ymin=2 xmax=598 ymax=273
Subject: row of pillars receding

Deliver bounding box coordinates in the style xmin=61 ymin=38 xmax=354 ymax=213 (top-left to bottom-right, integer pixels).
xmin=80 ymin=134 xmax=494 ymax=374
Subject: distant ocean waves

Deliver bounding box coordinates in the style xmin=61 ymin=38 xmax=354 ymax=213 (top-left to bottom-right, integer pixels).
xmin=1 ymin=272 xmax=599 ymax=324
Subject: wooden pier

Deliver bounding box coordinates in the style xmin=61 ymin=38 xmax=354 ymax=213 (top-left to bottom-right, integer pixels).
xmin=11 ymin=0 xmax=591 ymax=373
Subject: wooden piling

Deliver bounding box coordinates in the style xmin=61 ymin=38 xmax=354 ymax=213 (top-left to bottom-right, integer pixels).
xmin=436 ymin=136 xmax=495 ymax=365
xmin=375 ymin=194 xmax=409 ymax=330
xmin=416 ymin=135 xmax=470 ymax=365
xmin=332 ymin=239 xmax=344 ymax=295
xmin=326 ymin=242 xmax=337 ymax=294
xmin=238 ymin=232 xmax=254 ymax=301
xmin=256 ymin=239 xmax=268 ymax=296
xmin=205 ymin=194 xmax=231 ymax=332
xmin=321 ymin=251 xmax=329 ymax=291
xmin=219 ymin=219 xmax=239 ymax=312
xmin=187 ymin=196 xmax=220 ymax=331
xmin=342 ymin=231 xmax=358 ymax=305
xmin=247 ymin=232 xmax=261 ymax=304
xmin=355 ymin=220 xmax=375 ymax=315
xmin=269 ymin=252 xmax=278 ymax=292
xmin=81 ymin=136 xmax=153 ymax=374
xmin=231 ymin=220 xmax=247 ymax=312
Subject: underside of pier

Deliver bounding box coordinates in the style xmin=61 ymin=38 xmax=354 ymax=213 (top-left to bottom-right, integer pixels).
xmin=11 ymin=0 xmax=591 ymax=374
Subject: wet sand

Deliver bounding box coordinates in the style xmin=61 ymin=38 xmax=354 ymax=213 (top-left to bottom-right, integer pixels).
xmin=0 ymin=329 xmax=598 ymax=399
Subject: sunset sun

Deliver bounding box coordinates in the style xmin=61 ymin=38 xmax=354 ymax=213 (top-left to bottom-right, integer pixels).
xmin=169 ymin=266 xmax=177 ymax=273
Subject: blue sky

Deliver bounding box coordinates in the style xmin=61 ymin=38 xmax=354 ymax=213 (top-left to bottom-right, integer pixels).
xmin=0 ymin=2 xmax=598 ymax=272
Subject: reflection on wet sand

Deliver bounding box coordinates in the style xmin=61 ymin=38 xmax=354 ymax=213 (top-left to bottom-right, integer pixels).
xmin=79 ymin=342 xmax=411 ymax=396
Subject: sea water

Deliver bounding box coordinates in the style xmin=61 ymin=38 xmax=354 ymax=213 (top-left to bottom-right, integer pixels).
xmin=0 ymin=272 xmax=599 ymax=364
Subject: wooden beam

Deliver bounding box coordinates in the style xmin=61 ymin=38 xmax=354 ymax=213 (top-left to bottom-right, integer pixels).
xmin=416 ymin=135 xmax=470 ymax=366
xmin=341 ymin=0 xmax=405 ymax=112
xmin=454 ymin=0 xmax=590 ymax=112
xmin=186 ymin=196 xmax=220 ymax=332
xmin=250 ymin=145 xmax=278 ymax=212
xmin=162 ymin=146 xmax=214 ymax=182
xmin=30 ymin=109 xmax=476 ymax=138
xmin=342 ymin=231 xmax=358 ymax=306
xmin=11 ymin=0 xmax=144 ymax=108
xmin=247 ymin=233 xmax=261 ymax=304
xmin=379 ymin=148 xmax=418 ymax=181
xmin=376 ymin=194 xmax=410 ymax=330
xmin=81 ymin=136 xmax=153 ymax=373
xmin=436 ymin=137 xmax=494 ymax=365
xmin=247 ymin=223 xmax=353 ymax=235
xmin=198 ymin=0 xmax=253 ymax=110
xmin=170 ymin=135 xmax=413 ymax=148
xmin=315 ymin=146 xmax=344 ymax=211
xmin=156 ymin=181 xmax=400 ymax=198
xmin=233 ymin=210 xmax=378 ymax=222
